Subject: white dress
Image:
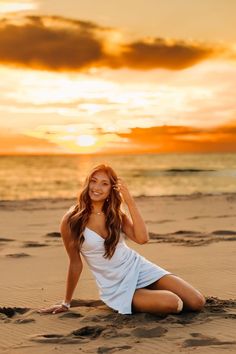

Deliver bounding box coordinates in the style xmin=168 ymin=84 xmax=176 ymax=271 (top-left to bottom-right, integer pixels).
xmin=80 ymin=227 xmax=170 ymax=314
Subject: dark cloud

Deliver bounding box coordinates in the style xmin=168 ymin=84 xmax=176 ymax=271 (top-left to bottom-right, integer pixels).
xmin=0 ymin=15 xmax=229 ymax=72
xmin=0 ymin=16 xmax=103 ymax=71
xmin=119 ymin=39 xmax=215 ymax=70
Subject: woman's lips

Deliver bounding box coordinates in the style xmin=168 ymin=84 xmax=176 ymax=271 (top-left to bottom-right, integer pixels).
xmin=91 ymin=191 xmax=102 ymax=196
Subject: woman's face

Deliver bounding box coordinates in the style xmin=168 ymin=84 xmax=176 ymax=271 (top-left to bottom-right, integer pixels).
xmin=88 ymin=170 xmax=112 ymax=202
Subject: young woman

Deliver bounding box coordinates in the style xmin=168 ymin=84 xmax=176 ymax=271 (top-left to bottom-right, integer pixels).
xmin=39 ymin=164 xmax=205 ymax=315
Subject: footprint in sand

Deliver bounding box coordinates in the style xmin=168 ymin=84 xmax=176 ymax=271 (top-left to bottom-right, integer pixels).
xmin=45 ymin=232 xmax=61 ymax=238
xmin=131 ymin=326 xmax=167 ymax=338
xmin=71 ymin=325 xmax=105 ymax=339
xmin=101 ymin=328 xmax=130 ymax=339
xmin=31 ymin=325 xmax=106 ymax=344
xmin=30 ymin=333 xmax=84 ymax=344
xmin=97 ymin=345 xmax=132 ymax=353
xmin=14 ymin=318 xmax=35 ymax=324
xmin=82 ymin=313 xmax=134 ymax=326
xmin=212 ymin=230 xmax=236 ymax=235
xmin=206 ymin=297 xmax=236 ymax=309
xmin=5 ymin=253 xmax=31 ymax=258
xmin=59 ymin=312 xmax=83 ymax=319
xmin=149 ymin=229 xmax=236 ymax=246
xmin=183 ymin=333 xmax=236 ymax=347
xmin=0 ymin=307 xmax=29 ymax=318
xmin=147 ymin=219 xmax=174 ymax=224
xmin=0 ymin=237 xmax=15 ymax=242
xmin=22 ymin=241 xmax=48 ymax=248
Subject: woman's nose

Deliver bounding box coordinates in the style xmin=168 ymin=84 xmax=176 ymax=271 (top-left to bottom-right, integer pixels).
xmin=93 ymin=185 xmax=102 ymax=191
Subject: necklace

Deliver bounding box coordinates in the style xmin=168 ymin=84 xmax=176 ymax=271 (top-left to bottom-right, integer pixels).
xmin=91 ymin=211 xmax=103 ymax=215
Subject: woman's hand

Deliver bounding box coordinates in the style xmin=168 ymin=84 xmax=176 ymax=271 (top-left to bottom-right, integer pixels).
xmin=37 ymin=304 xmax=69 ymax=315
xmin=113 ymin=178 xmax=133 ymax=204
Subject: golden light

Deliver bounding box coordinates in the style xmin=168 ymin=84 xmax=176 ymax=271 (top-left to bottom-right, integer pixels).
xmin=103 ymin=29 xmax=124 ymax=55
xmin=0 ymin=1 xmax=37 ymax=13
xmin=76 ymin=135 xmax=97 ymax=147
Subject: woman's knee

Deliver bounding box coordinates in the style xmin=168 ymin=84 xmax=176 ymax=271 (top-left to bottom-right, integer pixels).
xmin=187 ymin=293 xmax=205 ymax=311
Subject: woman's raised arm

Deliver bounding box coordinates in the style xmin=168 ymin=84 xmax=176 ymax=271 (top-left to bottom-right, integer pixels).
xmin=117 ymin=179 xmax=149 ymax=244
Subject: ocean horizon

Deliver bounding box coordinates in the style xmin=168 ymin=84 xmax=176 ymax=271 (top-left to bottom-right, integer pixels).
xmin=1 ymin=152 xmax=236 ymax=201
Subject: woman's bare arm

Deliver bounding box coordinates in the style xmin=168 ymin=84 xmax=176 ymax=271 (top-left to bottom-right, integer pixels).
xmin=38 ymin=211 xmax=83 ymax=314
xmin=61 ymin=212 xmax=83 ymax=304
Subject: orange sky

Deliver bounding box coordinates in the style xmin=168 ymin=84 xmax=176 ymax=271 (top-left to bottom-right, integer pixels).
xmin=2 ymin=121 xmax=236 ymax=155
xmin=0 ymin=1 xmax=236 ymax=154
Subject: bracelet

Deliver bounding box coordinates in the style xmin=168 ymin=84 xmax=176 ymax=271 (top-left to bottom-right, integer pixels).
xmin=61 ymin=301 xmax=71 ymax=309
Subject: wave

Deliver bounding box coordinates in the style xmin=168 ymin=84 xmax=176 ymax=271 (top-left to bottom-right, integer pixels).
xmin=165 ymin=168 xmax=215 ymax=173
xmin=132 ymin=168 xmax=215 ymax=177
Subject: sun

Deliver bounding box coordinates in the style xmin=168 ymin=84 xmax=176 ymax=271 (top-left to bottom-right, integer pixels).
xmin=76 ymin=135 xmax=97 ymax=147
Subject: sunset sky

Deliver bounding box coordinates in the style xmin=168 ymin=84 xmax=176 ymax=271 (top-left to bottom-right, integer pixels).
xmin=0 ymin=0 xmax=236 ymax=154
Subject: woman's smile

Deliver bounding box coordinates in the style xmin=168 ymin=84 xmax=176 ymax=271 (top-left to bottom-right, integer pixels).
xmin=91 ymin=191 xmax=103 ymax=196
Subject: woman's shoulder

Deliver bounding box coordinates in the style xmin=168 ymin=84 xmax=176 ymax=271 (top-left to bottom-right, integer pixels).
xmin=60 ymin=205 xmax=77 ymax=237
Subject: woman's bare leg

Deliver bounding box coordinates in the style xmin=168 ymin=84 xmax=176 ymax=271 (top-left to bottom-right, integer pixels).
xmin=146 ymin=274 xmax=205 ymax=311
xmin=132 ymin=288 xmax=183 ymax=314
xmin=132 ymin=274 xmax=205 ymax=314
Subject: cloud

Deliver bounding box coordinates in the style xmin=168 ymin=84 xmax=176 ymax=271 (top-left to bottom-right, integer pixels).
xmin=118 ymin=121 xmax=236 ymax=153
xmin=0 ymin=15 xmax=104 ymax=71
xmin=0 ymin=15 xmax=232 ymax=72
xmin=0 ymin=129 xmax=67 ymax=154
xmin=117 ymin=39 xmax=216 ymax=70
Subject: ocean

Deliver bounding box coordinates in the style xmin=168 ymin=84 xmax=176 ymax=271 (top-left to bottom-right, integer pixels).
xmin=1 ymin=153 xmax=236 ymax=200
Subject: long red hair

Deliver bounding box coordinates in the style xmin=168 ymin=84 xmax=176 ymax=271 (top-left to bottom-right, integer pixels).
xmin=68 ymin=164 xmax=123 ymax=259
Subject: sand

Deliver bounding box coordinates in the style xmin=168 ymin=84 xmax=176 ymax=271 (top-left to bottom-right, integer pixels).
xmin=0 ymin=194 xmax=236 ymax=353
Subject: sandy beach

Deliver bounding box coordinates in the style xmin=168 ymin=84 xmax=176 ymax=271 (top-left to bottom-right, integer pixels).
xmin=0 ymin=193 xmax=236 ymax=353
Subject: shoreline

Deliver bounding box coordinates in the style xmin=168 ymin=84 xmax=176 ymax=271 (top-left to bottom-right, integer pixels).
xmin=1 ymin=190 xmax=236 ymax=203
